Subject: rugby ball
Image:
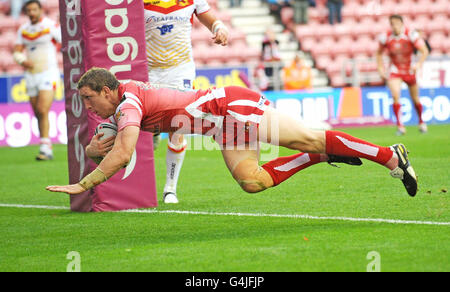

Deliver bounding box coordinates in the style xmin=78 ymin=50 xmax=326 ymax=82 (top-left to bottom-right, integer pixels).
xmin=94 ymin=122 xmax=118 ymax=140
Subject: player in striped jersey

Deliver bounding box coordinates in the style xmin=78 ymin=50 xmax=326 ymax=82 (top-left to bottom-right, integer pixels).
xmin=143 ymin=0 xmax=229 ymax=203
xmin=13 ymin=0 xmax=61 ymax=160
xmin=47 ymin=68 xmax=419 ymax=198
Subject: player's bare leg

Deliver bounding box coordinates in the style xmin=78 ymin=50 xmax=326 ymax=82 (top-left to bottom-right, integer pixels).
xmin=256 ymin=107 xmax=417 ymax=196
xmin=163 ymin=132 xmax=187 ymax=203
xmin=388 ymin=78 xmax=406 ymax=135
xmin=222 ymin=149 xmax=273 ymax=193
xmin=220 ymin=108 xmax=390 ymax=194
xmin=30 ymin=90 xmax=54 ymax=160
xmin=222 ymin=146 xmax=359 ymax=193
xmin=408 ymin=83 xmax=427 ymax=133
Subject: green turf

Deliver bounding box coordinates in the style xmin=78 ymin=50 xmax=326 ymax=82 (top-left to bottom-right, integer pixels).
xmin=0 ymin=124 xmax=449 ymax=271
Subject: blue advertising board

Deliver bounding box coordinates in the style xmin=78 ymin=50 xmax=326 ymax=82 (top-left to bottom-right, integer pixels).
xmin=362 ymin=87 xmax=450 ymax=125
xmin=262 ymin=87 xmax=450 ymax=126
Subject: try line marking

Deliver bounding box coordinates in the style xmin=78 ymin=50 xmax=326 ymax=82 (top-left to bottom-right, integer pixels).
xmin=0 ymin=203 xmax=449 ymax=226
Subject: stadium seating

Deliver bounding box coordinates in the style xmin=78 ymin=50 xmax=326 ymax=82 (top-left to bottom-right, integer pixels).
xmin=283 ymin=0 xmax=450 ymax=86
xmin=0 ymin=1 xmax=258 ymax=74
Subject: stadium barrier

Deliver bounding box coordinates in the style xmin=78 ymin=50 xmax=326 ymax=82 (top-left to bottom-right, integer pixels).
xmin=58 ymin=0 xmax=157 ymax=212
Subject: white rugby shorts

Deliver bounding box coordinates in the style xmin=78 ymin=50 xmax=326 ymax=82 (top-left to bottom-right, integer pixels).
xmin=148 ymin=61 xmax=196 ymax=90
xmin=24 ymin=68 xmax=60 ymax=97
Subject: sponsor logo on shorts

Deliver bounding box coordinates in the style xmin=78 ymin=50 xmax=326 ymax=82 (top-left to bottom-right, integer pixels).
xmin=258 ymin=95 xmax=266 ymax=107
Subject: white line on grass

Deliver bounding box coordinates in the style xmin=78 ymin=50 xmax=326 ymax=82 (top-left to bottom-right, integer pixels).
xmin=0 ymin=203 xmax=449 ymax=226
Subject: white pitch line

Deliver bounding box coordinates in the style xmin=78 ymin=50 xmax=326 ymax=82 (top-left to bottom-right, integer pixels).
xmin=1 ymin=203 xmax=449 ymax=226
xmin=0 ymin=203 xmax=70 ymax=210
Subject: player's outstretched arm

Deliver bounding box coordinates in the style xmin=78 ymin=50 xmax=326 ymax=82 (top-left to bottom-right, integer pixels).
xmin=46 ymin=126 xmax=140 ymax=195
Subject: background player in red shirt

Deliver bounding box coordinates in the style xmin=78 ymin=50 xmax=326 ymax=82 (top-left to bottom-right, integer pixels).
xmin=376 ymin=14 xmax=429 ymax=136
xmin=46 ymin=68 xmax=419 ymax=199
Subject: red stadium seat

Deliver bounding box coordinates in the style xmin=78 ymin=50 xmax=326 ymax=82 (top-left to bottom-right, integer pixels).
xmin=326 ymin=59 xmax=344 ymax=74
xmin=208 ymin=0 xmax=218 ymax=10
xmin=371 ymin=21 xmax=390 ymax=39
xmin=358 ymin=62 xmax=378 ymax=73
xmin=333 ymin=36 xmax=353 ymax=56
xmin=341 ymin=2 xmax=358 ymax=19
xmin=315 ymin=55 xmax=333 ymax=70
xmin=193 ymin=44 xmax=210 ymax=64
xmin=426 ymin=16 xmax=448 ymax=34
xmin=442 ymin=37 xmax=450 ymax=54
xmin=224 ymin=59 xmax=244 ymax=67
xmin=299 ymin=37 xmax=316 ymax=52
xmin=428 ymin=32 xmax=446 ymax=51
xmin=350 ymin=37 xmax=375 ymax=57
xmin=357 ymin=18 xmax=380 ymax=38
xmin=0 ymin=16 xmax=19 ymax=34
xmin=204 ymin=59 xmax=224 ymax=67
xmin=229 ymin=28 xmax=247 ymax=44
xmin=0 ymin=1 xmax=10 ymax=14
xmin=191 ymin=26 xmax=212 ymax=46
xmin=330 ymin=73 xmax=347 ymax=88
xmin=295 ymin=23 xmax=317 ymax=40
xmin=225 ymin=43 xmax=245 ymax=62
xmin=214 ymin=10 xmax=232 ymax=26
xmin=430 ymin=13 xmax=448 ymax=25
xmin=315 ymin=24 xmax=335 ymax=39
xmin=333 ymin=23 xmax=353 ymax=39
xmin=212 ymin=45 xmax=230 ymax=63
xmin=409 ymin=1 xmax=430 ymax=17
xmin=44 ymin=0 xmax=59 ymax=12
xmin=241 ymin=47 xmax=260 ymax=63
xmin=310 ymin=37 xmax=334 ymax=58
xmin=412 ymin=14 xmax=431 ymax=31
xmin=0 ymin=50 xmax=14 ymax=69
xmin=429 ymin=0 xmax=449 ymax=15
xmin=5 ymin=64 xmax=24 ymax=75
xmin=308 ymin=7 xmax=328 ymax=23
xmin=0 ymin=31 xmax=17 ymax=50
xmin=350 ymin=21 xmax=371 ymax=38
xmin=333 ymin=54 xmax=352 ymax=72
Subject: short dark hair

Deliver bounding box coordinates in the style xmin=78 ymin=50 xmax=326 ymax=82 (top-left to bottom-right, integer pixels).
xmin=389 ymin=14 xmax=403 ymax=23
xmin=77 ymin=67 xmax=121 ymax=92
xmin=23 ymin=0 xmax=42 ymax=10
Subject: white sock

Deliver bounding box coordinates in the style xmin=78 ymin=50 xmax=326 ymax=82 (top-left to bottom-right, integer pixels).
xmin=163 ymin=139 xmax=187 ymax=194
xmin=40 ymin=138 xmax=52 ymax=155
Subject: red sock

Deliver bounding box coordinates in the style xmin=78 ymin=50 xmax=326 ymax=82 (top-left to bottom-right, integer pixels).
xmin=325 ymin=131 xmax=393 ymax=166
xmin=414 ymin=102 xmax=424 ymax=124
xmin=393 ymin=103 xmax=402 ymax=126
xmin=261 ymin=153 xmax=321 ymax=186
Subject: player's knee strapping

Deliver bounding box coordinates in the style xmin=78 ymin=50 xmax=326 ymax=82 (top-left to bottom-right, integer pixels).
xmin=231 ymin=158 xmax=274 ymax=193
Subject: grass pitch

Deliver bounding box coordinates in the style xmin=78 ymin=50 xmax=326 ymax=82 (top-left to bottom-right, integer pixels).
xmin=0 ymin=125 xmax=449 ymax=272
